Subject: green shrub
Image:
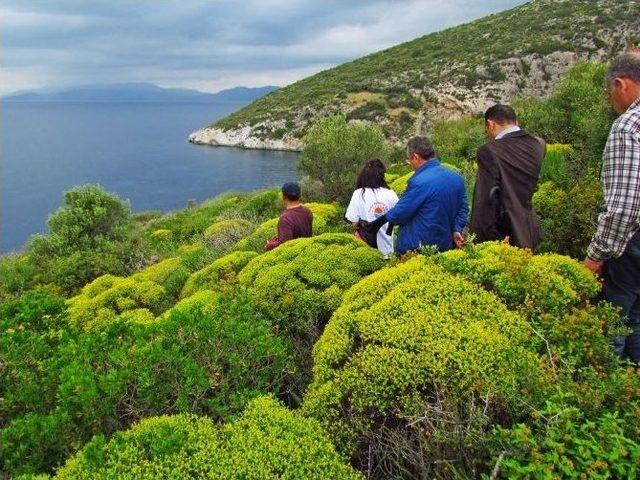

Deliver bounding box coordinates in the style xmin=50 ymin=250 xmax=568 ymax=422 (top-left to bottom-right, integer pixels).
xmin=433 ymin=242 xmax=598 ymax=316
xmin=44 ymin=184 xmax=131 ymax=250
xmin=0 ymin=254 xmax=37 ymax=301
xmin=0 ymin=295 xmax=290 ymax=476
xmin=0 ymin=291 xmax=67 ymax=424
xmin=515 ymin=62 xmax=614 ymax=175
xmin=533 ymin=178 xmax=602 ymax=258
xmin=238 ymin=233 xmax=384 ymax=335
xmin=390 ymin=163 xmax=461 ymax=195
xmin=145 ymin=194 xmax=239 ymax=245
xmin=540 ymin=143 xmax=573 ymax=186
xmin=20 ymin=185 xmax=147 ymax=295
xmin=55 ymin=397 xmax=362 ymax=480
xmin=299 ymin=115 xmax=391 ymax=203
xmin=303 ymin=256 xmax=545 ymax=477
xmin=389 ymin=172 xmax=412 ymax=195
xmin=432 ymin=116 xmax=485 ymax=161
xmin=132 ymin=257 xmax=190 ymax=298
xmin=66 ymin=274 xmax=171 ymax=330
xmin=346 ymin=100 xmax=387 ymax=121
xmin=233 ymin=218 xmax=280 ymax=252
xmin=180 ymin=250 xmax=258 ymax=298
xmin=203 ymin=218 xmax=255 ymax=251
xmin=494 ymin=405 xmax=640 ymax=479
xmin=239 ymin=189 xmax=282 ymax=219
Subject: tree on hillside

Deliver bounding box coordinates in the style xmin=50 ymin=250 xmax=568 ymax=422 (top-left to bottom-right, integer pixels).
xmin=299 ymin=115 xmax=391 ymax=204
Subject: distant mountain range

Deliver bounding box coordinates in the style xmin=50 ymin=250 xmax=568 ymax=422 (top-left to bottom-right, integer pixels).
xmin=2 ymin=83 xmax=279 ymax=103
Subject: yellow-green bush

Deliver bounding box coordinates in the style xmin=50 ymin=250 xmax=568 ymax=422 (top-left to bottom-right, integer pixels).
xmin=55 ymin=397 xmax=362 ymax=480
xmin=132 ymin=257 xmax=190 ymax=298
xmin=303 ymin=257 xmax=545 ymax=463
xmin=390 ymin=163 xmax=460 ymax=195
xmin=533 ymin=178 xmax=602 ymax=258
xmin=238 ymin=233 xmax=384 ymax=333
xmin=234 ymin=202 xmax=341 ymax=252
xmin=203 ymin=218 xmax=255 ymax=251
xmin=66 ymin=274 xmax=171 ymax=330
xmin=180 ymin=251 xmax=258 ymax=298
xmin=433 ymin=242 xmax=599 ymax=316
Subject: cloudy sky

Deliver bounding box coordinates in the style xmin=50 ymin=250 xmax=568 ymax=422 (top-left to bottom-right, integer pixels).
xmin=1 ymin=0 xmax=526 ymax=96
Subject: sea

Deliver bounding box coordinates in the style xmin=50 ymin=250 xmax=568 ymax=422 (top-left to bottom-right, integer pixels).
xmin=0 ymin=101 xmax=300 ymax=253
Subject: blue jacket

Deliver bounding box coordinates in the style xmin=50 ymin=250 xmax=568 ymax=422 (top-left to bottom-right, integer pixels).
xmin=386 ymin=159 xmax=468 ymax=254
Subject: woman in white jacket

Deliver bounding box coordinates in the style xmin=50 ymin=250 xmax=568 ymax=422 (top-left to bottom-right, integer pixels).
xmin=345 ymin=158 xmax=399 ymax=258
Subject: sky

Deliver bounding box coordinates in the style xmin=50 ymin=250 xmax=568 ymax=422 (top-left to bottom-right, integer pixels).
xmin=0 ymin=0 xmax=527 ymax=96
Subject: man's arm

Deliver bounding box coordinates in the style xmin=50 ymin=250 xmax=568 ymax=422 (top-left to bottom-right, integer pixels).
xmin=265 ymin=215 xmax=293 ymax=251
xmin=586 ymin=129 xmax=640 ymax=264
xmin=470 ymin=145 xmax=502 ymax=241
xmin=455 ymin=184 xmax=469 ymax=234
xmin=386 ymin=177 xmax=429 ymax=226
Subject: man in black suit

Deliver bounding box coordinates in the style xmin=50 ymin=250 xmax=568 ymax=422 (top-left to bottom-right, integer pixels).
xmin=470 ymin=104 xmax=545 ymax=250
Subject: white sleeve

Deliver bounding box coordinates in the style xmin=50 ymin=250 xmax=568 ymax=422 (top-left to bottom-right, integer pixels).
xmin=387 ymin=189 xmax=399 ymax=209
xmin=345 ymin=190 xmax=361 ymax=222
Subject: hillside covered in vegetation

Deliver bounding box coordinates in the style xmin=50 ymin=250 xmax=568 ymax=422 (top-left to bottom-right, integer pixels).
xmin=2 ymin=59 xmax=640 ymax=478
xmin=189 ymin=0 xmax=639 ymax=150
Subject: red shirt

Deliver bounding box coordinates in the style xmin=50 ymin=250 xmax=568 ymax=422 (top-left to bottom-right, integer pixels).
xmin=265 ymin=205 xmax=313 ymax=250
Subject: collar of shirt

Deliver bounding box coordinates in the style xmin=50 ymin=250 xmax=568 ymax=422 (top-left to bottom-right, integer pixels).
xmin=495 ymin=125 xmax=521 ymax=140
xmin=628 ymin=96 xmax=640 ymax=113
xmin=416 ymin=157 xmax=440 ymax=174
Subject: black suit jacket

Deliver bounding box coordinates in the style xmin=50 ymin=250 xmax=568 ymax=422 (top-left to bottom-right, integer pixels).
xmin=470 ymin=129 xmax=545 ymax=250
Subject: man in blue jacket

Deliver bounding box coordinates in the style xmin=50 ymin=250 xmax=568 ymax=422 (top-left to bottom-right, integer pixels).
xmin=362 ymin=136 xmax=468 ymax=254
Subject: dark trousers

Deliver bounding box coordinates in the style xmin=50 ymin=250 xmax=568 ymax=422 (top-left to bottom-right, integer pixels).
xmin=602 ymin=230 xmax=640 ymax=363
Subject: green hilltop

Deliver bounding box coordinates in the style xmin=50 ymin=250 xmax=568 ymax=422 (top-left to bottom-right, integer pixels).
xmin=202 ymin=0 xmax=638 ymax=145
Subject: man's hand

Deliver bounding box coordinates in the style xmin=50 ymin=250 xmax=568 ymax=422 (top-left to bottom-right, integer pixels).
xmin=360 ymin=215 xmax=388 ymax=233
xmin=453 ymin=232 xmax=465 ymax=249
xmin=583 ymin=256 xmax=604 ymax=276
xmin=265 ymin=236 xmax=280 ymax=251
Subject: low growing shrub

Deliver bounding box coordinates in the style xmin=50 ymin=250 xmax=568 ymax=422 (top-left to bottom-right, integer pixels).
xmin=203 ymin=218 xmax=255 ymax=251
xmin=238 ymin=233 xmax=384 ymax=334
xmin=54 ymin=397 xmax=362 ymax=479
xmin=303 ymin=257 xmax=546 ymax=478
xmin=493 ymin=404 xmax=640 ymax=479
xmin=0 ymin=294 xmax=291 ymax=477
xmin=180 ymin=250 xmax=258 ymax=298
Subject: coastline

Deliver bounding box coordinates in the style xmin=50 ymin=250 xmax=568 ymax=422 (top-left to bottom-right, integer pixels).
xmin=188 ymin=125 xmax=303 ymax=152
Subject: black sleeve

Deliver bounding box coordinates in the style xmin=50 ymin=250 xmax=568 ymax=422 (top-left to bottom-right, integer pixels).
xmin=470 ymin=145 xmax=502 ymax=242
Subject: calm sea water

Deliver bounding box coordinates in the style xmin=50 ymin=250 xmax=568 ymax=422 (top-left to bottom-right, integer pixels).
xmin=1 ymin=102 xmax=300 ymax=253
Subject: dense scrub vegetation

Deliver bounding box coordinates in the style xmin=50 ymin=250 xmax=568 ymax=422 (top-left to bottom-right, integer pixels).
xmin=3 ymin=61 xmax=640 ymax=479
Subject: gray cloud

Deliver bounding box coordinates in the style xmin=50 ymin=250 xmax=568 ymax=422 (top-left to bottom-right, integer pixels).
xmin=0 ymin=0 xmax=526 ymax=95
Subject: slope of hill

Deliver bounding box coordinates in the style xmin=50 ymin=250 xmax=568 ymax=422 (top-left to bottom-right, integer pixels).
xmin=189 ymin=0 xmax=639 ymax=151
xmin=3 ymin=83 xmax=278 ymax=103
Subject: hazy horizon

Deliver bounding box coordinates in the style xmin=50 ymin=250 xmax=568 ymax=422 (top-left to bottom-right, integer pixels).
xmin=1 ymin=0 xmax=526 ymax=96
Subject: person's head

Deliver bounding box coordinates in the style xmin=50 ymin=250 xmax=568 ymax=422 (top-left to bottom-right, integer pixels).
xmin=281 ymin=182 xmax=301 ymax=206
xmin=606 ymin=50 xmax=640 ymax=115
xmin=356 ymin=158 xmax=389 ymax=191
xmin=406 ymin=136 xmax=436 ymax=170
xmin=484 ymin=104 xmax=518 ymax=139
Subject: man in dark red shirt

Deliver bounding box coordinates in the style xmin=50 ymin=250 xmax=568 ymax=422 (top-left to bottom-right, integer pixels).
xmin=265 ymin=182 xmax=313 ymax=250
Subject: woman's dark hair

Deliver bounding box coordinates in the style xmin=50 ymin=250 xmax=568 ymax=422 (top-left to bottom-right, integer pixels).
xmin=356 ymin=158 xmax=389 ymax=194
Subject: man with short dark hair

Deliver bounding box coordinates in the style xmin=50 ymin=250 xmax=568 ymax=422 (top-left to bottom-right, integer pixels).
xmin=583 ymin=50 xmax=640 ymax=363
xmin=362 ymin=136 xmax=468 ymax=254
xmin=470 ymin=104 xmax=545 ymax=249
xmin=265 ymin=182 xmax=313 ymax=250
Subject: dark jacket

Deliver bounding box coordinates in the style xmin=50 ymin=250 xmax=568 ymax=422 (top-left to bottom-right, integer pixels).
xmin=386 ymin=159 xmax=468 ymax=254
xmin=470 ymin=129 xmax=545 ymax=250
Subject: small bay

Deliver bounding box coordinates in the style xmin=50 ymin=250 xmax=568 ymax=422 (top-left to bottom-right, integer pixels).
xmin=1 ymin=101 xmax=299 ymax=252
